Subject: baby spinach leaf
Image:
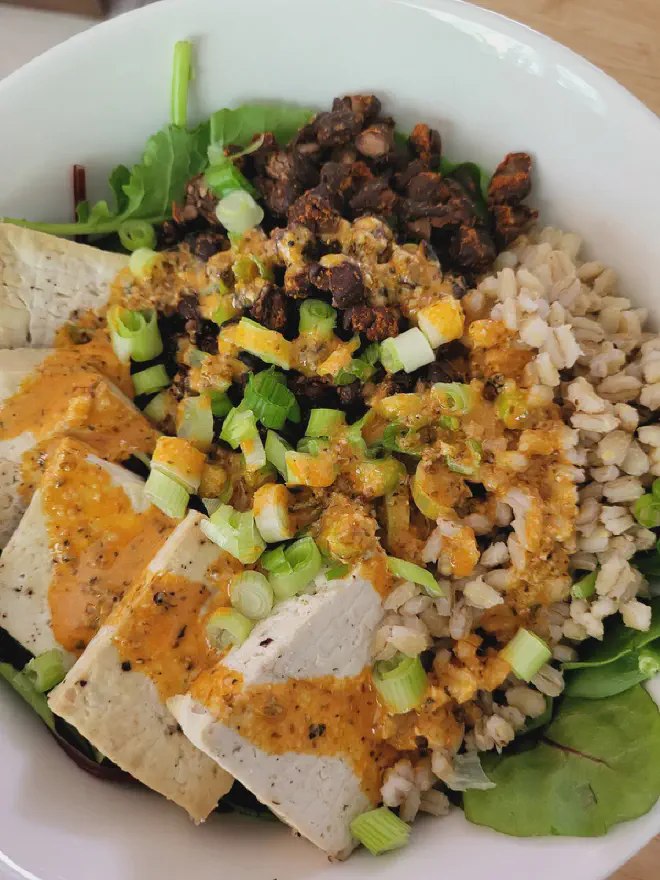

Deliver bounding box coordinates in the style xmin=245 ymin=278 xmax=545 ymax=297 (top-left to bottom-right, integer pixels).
xmin=209 ymin=104 xmax=314 ymax=150
xmin=566 ymin=643 xmax=660 ymax=699
xmin=564 ymin=598 xmax=660 ymax=670
xmin=463 ymin=686 xmax=660 ymax=836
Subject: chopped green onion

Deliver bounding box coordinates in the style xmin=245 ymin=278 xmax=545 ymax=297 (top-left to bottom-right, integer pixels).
xmin=212 ymin=299 xmax=240 ymax=326
xmin=177 ymin=394 xmax=214 ymax=452
xmin=350 ymin=807 xmax=411 ymax=856
xmin=335 ymin=343 xmax=380 ymax=385
xmin=244 ymin=368 xmax=299 ymax=429
xmin=432 ymin=382 xmax=473 ymax=415
xmin=220 ymin=404 xmax=258 ymax=449
xmin=132 ymin=364 xmax=170 ymax=396
xmin=24 ymin=650 xmax=69 ymax=693
xmin=0 ymin=663 xmax=55 ymax=731
xmin=170 ymin=40 xmax=192 ymax=128
xmin=500 ymin=628 xmax=552 ymax=681
xmin=265 ymin=430 xmax=292 ymax=479
xmin=306 ymin=408 xmax=346 ymax=437
xmin=297 ymin=437 xmax=331 ymax=456
xmin=230 ymin=571 xmax=274 ymax=620
xmin=572 ymin=570 xmax=597 ymax=600
xmin=443 ymin=752 xmax=496 ymax=791
xmin=638 ymin=645 xmax=660 ymax=678
xmin=261 ymin=536 xmax=323 ymax=600
xmin=108 ymin=306 xmax=163 ymax=363
xmin=143 ymin=390 xmax=169 ymax=423
xmin=446 ymin=438 xmax=482 ymax=476
xmin=235 ymin=318 xmax=293 ymax=370
xmin=241 ymin=431 xmax=267 ymax=472
xmin=203 ymin=497 xmax=222 ymax=516
xmin=285 ymin=450 xmax=337 ymax=487
xmin=351 ymin=458 xmax=406 ymax=498
xmin=234 ymin=254 xmax=273 ymax=283
xmin=373 ymin=653 xmax=428 ymax=713
xmin=187 ymin=349 xmax=209 ymax=368
xmin=380 ymin=328 xmax=434 ymax=374
xmin=118 ymin=219 xmax=156 ymax=252
xmin=496 ymin=387 xmax=529 ymax=428
xmin=216 ymin=190 xmax=264 ymax=235
xmin=208 ymin=390 xmax=233 ymax=418
xmin=633 ymin=493 xmax=660 ymax=528
xmin=129 ymin=247 xmax=161 ymax=280
xmin=387 ymin=556 xmax=446 ymax=597
xmin=206 ymin=162 xmax=258 ymax=200
xmin=253 ymin=483 xmax=294 ymax=542
xmin=299 ymin=299 xmax=337 ymax=338
xmin=325 ymin=563 xmax=350 ymax=580
xmin=200 ymin=505 xmax=265 ymax=564
xmin=206 ymin=608 xmax=254 ymax=651
xmin=144 ymin=470 xmax=189 ymax=519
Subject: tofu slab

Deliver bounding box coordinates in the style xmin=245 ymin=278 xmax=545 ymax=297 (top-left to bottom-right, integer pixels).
xmin=48 ymin=511 xmax=234 ymax=822
xmin=0 ymin=223 xmax=127 ymax=348
xmin=0 ymin=437 xmax=173 ymax=658
xmin=0 ymin=364 xmax=158 ymax=549
xmin=169 ymin=569 xmax=386 ymax=858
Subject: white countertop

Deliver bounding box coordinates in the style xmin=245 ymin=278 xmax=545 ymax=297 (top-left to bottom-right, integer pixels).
xmin=0 ymin=5 xmax=93 ymax=81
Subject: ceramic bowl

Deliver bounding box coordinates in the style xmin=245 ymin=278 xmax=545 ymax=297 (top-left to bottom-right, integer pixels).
xmin=1 ymin=1 xmax=660 ymax=877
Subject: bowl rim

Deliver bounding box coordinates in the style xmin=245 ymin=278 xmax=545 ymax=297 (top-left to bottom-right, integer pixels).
xmin=0 ymin=1 xmax=659 ymax=878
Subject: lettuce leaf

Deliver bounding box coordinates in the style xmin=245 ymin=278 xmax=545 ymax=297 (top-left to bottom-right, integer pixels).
xmin=563 ymin=597 xmax=660 ymax=670
xmin=209 ymin=104 xmax=314 ymax=149
xmin=463 ymin=686 xmax=660 ymax=836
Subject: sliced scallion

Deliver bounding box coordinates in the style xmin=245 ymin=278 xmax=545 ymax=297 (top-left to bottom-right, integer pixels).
xmin=285 ymin=450 xmax=337 ymax=487
xmin=108 ymin=306 xmax=163 ymax=363
xmin=571 ymin=570 xmax=597 ymax=600
xmin=349 ymin=807 xmax=410 ymax=856
xmin=325 ymin=563 xmax=350 ymax=580
xmin=235 ymin=318 xmax=293 ymax=369
xmin=446 ymin=438 xmax=482 ymax=476
xmin=432 ymin=382 xmax=473 ymax=415
xmin=24 ymin=650 xmax=69 ymax=693
xmin=151 ymin=435 xmax=206 ymax=493
xmin=244 ymin=368 xmax=299 ymax=429
xmin=176 ymin=394 xmax=214 ymax=452
xmin=306 ymin=408 xmax=346 ymax=437
xmin=208 ymin=390 xmax=233 ymax=418
xmin=241 ymin=431 xmax=267 ymax=472
xmin=118 ymin=219 xmax=156 ymax=252
xmin=216 ymin=190 xmax=264 ymax=236
xmin=129 ymin=247 xmax=161 ymax=281
xmin=144 ymin=469 xmax=189 ymax=519
xmin=211 ymin=299 xmax=240 ymax=327
xmin=220 ymin=404 xmax=258 ymax=449
xmin=206 ymin=162 xmax=258 ymax=200
xmin=496 ymin=387 xmax=529 ymax=429
xmin=253 ymin=483 xmax=294 ymax=543
xmin=416 ymin=297 xmax=465 ymax=349
xmin=265 ymin=430 xmax=292 ymax=479
xmin=500 ymin=628 xmax=552 ymax=681
xmin=387 ymin=556 xmax=446 ymax=597
xmin=143 ymin=391 xmax=169 ymax=424
xmin=206 ymin=608 xmax=254 ymax=651
xmin=299 ymin=299 xmax=337 ymax=338
xmin=132 ymin=364 xmax=170 ymax=396
xmin=200 ymin=505 xmax=265 ymax=564
xmin=297 ymin=437 xmax=331 ymax=456
xmin=633 ymin=493 xmax=660 ymax=528
xmin=230 ymin=571 xmax=274 ymax=620
xmin=373 ymin=653 xmax=428 ymax=713
xmin=261 ymin=536 xmax=323 ymax=600
xmin=380 ymin=328 xmax=434 ymax=374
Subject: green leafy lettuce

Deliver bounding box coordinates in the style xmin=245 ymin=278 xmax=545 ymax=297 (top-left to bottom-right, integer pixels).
xmin=209 ymin=104 xmax=314 ymax=150
xmin=564 ymin=598 xmax=660 ymax=670
xmin=463 ymin=686 xmax=660 ymax=836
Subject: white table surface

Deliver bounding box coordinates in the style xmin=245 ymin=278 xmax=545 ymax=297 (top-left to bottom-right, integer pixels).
xmin=0 ymin=5 xmax=93 ymax=81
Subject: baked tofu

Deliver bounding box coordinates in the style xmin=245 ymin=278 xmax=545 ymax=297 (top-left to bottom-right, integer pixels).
xmin=48 ymin=511 xmax=235 ymax=822
xmin=169 ymin=568 xmax=388 ymax=858
xmin=0 ymin=437 xmax=174 ymax=658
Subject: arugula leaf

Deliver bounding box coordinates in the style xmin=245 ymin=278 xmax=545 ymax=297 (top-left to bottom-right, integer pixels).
xmin=209 ymin=104 xmax=314 ymax=149
xmin=564 ymin=598 xmax=660 ymax=670
xmin=463 ymin=686 xmax=660 ymax=836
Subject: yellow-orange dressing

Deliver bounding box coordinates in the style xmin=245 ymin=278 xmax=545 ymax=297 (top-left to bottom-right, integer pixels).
xmin=190 ymin=665 xmax=395 ymax=804
xmin=112 ymin=553 xmax=240 ymax=700
xmin=0 ymin=334 xmax=159 ymax=499
xmin=42 ymin=438 xmax=174 ymax=653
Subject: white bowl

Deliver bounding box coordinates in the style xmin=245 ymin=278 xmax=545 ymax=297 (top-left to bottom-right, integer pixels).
xmin=1 ymin=1 xmax=660 ymax=877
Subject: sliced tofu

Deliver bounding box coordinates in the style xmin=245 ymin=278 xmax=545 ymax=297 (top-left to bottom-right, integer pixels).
xmin=0 ymin=437 xmax=174 ymax=658
xmin=169 ymin=568 xmax=386 ymax=858
xmin=0 ymin=223 xmax=128 ymax=348
xmin=48 ymin=511 xmax=234 ymax=822
xmin=0 ymin=363 xmax=158 ymax=548
xmin=0 ymin=348 xmax=53 ymax=546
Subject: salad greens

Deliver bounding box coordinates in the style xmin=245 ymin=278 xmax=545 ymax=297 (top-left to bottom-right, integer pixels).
xmin=464 ymin=686 xmax=660 ymax=836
